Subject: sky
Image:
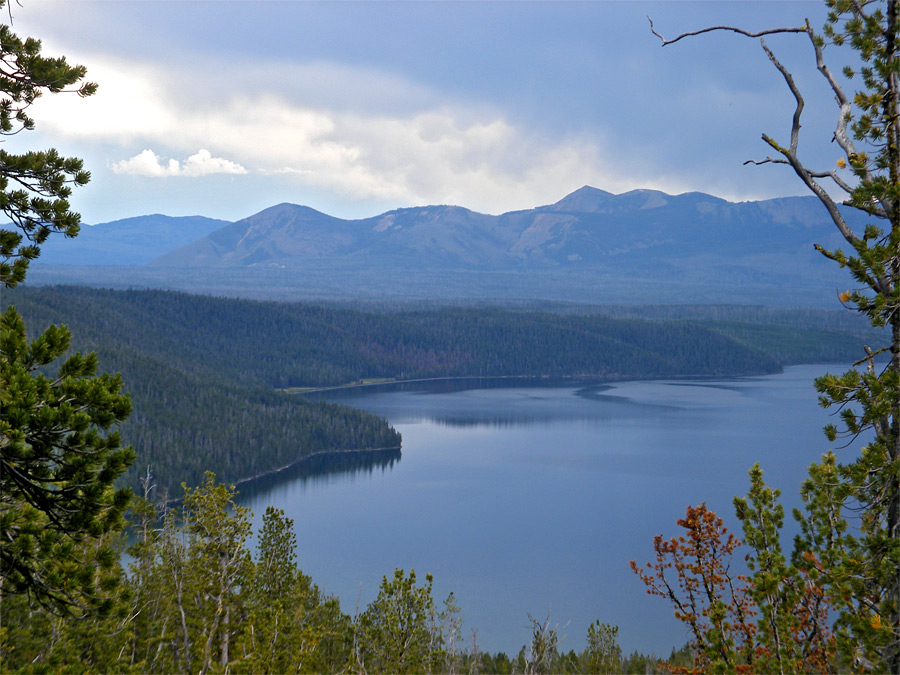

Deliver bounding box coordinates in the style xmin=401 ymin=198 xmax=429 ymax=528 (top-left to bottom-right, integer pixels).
xmin=9 ymin=0 xmax=849 ymax=224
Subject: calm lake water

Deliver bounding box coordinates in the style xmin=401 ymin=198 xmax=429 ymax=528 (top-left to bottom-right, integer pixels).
xmin=237 ymin=364 xmax=855 ymax=657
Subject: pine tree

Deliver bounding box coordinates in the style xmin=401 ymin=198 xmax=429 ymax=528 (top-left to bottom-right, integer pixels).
xmin=653 ymin=1 xmax=900 ymax=668
xmin=355 ymin=568 xmax=444 ymax=673
xmin=238 ymin=506 xmax=329 ymax=674
xmin=0 ymin=0 xmax=95 ymax=287
xmin=0 ymin=1 xmax=134 ymax=613
xmin=0 ymin=307 xmax=133 ymax=611
xmin=584 ymin=620 xmax=622 ymax=675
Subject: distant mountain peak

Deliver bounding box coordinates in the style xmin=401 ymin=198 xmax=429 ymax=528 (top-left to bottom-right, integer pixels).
xmin=616 ymin=188 xmax=671 ymax=210
xmin=548 ymin=185 xmax=615 ymax=213
xmin=251 ymin=202 xmax=331 ymax=219
xmin=566 ymin=185 xmax=614 ymax=199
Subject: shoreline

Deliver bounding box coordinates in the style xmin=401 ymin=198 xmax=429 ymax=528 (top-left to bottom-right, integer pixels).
xmin=162 ymin=445 xmax=402 ymax=505
xmin=283 ymin=367 xmax=787 ymax=396
xmin=231 ymin=445 xmax=402 ymax=490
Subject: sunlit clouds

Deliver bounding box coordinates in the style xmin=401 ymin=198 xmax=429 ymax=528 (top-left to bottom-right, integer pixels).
xmin=113 ymin=149 xmax=247 ymax=177
xmin=14 ymin=0 xmax=832 ymax=222
xmin=27 ymin=52 xmax=695 ymax=215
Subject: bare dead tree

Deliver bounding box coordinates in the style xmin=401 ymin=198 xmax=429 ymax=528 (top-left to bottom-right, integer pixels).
xmin=650 ymin=3 xmax=900 ymax=671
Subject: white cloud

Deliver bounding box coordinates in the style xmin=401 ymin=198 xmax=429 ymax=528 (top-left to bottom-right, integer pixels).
xmin=111 ymin=149 xmax=176 ymax=177
xmin=30 ymin=51 xmax=695 ymax=213
xmin=181 ymin=149 xmax=247 ymax=177
xmin=112 ymin=149 xmax=247 ymax=178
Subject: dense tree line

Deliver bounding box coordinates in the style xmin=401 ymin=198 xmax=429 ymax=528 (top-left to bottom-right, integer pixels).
xmin=6 ymin=285 xmax=871 ymax=391
xmin=2 ymin=287 xmax=402 ymax=495
xmin=0 ymin=474 xmax=684 ymax=674
xmin=2 ymin=285 xmax=873 ymax=494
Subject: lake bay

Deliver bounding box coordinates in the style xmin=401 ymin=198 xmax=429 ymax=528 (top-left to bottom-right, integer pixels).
xmin=238 ymin=364 xmax=853 ymax=657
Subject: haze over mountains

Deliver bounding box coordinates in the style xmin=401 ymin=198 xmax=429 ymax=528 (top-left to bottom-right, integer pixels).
xmin=31 ymin=186 xmax=863 ymax=306
xmin=153 ymin=186 xmax=850 ymax=271
xmin=38 ymin=214 xmax=230 ymax=266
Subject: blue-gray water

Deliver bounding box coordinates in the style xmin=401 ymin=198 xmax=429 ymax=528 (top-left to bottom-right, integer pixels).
xmin=238 ymin=364 xmax=855 ymax=657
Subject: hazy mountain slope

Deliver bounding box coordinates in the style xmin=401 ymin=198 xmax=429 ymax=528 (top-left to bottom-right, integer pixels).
xmin=26 ymin=186 xmax=867 ymax=305
xmin=150 ymin=186 xmax=860 ymax=275
xmin=36 ymin=214 xmax=231 ymax=265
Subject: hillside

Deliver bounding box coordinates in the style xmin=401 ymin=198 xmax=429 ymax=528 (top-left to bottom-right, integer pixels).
xmin=27 ymin=186 xmax=866 ymax=306
xmin=4 ymin=287 xmax=403 ymax=496
xmin=35 ymin=214 xmax=231 ymax=265
xmin=4 ymin=286 xmax=875 ymax=494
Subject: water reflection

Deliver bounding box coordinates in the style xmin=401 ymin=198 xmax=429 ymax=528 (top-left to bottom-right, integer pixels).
xmin=302 ymin=376 xmax=603 ymax=399
xmin=235 ymin=448 xmax=402 ymax=502
xmin=241 ymin=364 xmax=849 ymax=657
xmin=308 ymin=377 xmax=713 ymax=427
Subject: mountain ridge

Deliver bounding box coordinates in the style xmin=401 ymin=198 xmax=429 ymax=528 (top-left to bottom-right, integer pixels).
xmin=151 ymin=186 xmax=856 ymax=272
xmin=34 ymin=214 xmax=231 ymax=266
xmin=27 ymin=185 xmax=865 ymax=306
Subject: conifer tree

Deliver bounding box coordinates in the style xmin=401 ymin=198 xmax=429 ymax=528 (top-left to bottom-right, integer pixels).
xmin=239 ymin=506 xmax=330 ymax=674
xmin=653 ymin=1 xmax=900 ymax=668
xmin=355 ymin=568 xmax=444 ymax=673
xmin=0 ymin=0 xmax=134 ymax=612
xmin=0 ymin=0 xmax=95 ymax=287
xmin=0 ymin=307 xmax=133 ymax=611
xmin=583 ymin=620 xmax=622 ymax=675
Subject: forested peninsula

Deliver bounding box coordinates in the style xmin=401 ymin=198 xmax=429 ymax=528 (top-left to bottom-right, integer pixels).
xmin=4 ymin=285 xmax=873 ymax=495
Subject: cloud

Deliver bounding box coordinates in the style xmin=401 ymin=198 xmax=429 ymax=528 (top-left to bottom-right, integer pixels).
xmin=112 ymin=149 xmax=247 ymax=177
xmin=32 ymin=51 xmax=697 ymax=213
xmin=181 ymin=150 xmax=247 ymax=177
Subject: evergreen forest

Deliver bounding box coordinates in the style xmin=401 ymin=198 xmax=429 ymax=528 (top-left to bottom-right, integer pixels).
xmin=3 ymin=0 xmax=900 ymax=671
xmin=0 ymin=473 xmax=688 ymax=674
xmin=2 ymin=284 xmax=874 ymax=494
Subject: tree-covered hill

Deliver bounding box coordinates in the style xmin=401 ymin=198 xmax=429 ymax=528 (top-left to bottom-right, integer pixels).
xmin=3 ymin=287 xmax=404 ymax=495
xmin=3 ymin=285 xmax=872 ymax=494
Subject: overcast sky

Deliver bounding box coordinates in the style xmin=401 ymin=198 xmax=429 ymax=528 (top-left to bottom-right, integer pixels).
xmin=10 ymin=1 xmax=848 ymax=224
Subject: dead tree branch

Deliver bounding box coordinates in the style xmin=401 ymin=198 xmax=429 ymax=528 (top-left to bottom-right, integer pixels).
xmin=647 ymin=18 xmax=807 ymax=46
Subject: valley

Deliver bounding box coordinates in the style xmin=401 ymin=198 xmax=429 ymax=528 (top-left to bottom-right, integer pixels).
xmin=3 ymin=285 xmax=876 ymax=497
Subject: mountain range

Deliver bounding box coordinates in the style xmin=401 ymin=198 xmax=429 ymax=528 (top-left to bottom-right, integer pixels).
xmin=30 ymin=186 xmax=866 ymax=306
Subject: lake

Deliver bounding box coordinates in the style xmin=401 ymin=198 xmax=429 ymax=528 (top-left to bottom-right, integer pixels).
xmin=237 ymin=364 xmax=856 ymax=657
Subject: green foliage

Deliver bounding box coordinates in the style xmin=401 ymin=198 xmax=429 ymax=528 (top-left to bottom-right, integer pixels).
xmin=354 ymin=568 xmax=444 ymax=674
xmin=236 ymin=506 xmax=347 ymax=674
xmin=0 ymin=530 xmax=133 ymax=674
xmin=0 ymin=474 xmax=355 ymax=673
xmin=734 ymin=465 xmax=835 ymax=673
xmin=0 ymin=0 xmax=96 ymax=288
xmin=795 ymin=448 xmax=898 ymax=671
xmin=584 ymin=619 xmax=622 ymax=674
xmin=0 ymin=1 xmax=135 ymax=624
xmin=659 ymin=0 xmax=900 ymax=668
xmin=0 ymin=305 xmax=133 ymax=612
xmin=804 ymin=2 xmax=900 ymax=669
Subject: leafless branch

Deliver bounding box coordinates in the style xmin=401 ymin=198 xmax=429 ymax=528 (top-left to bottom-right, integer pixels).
xmin=648 ymin=18 xmax=807 ymax=46
xmin=755 ymin=38 xmax=865 ymax=253
xmin=744 ymin=156 xmax=857 ymax=194
xmin=649 ymin=16 xmax=894 ymax=261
